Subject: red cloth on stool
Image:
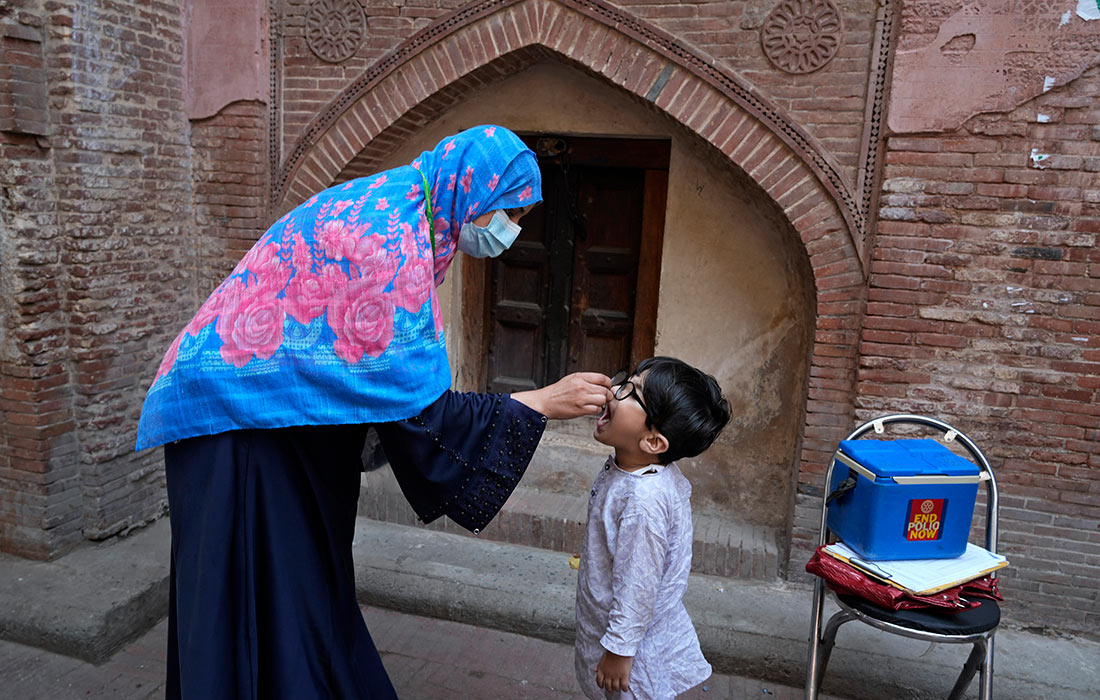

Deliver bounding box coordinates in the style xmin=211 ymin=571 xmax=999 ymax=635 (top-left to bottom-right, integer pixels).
xmin=806 ymin=546 xmax=1001 ymax=613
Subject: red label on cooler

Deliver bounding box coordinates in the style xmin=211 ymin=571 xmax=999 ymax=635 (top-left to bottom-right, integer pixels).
xmin=905 ymin=498 xmax=944 ymax=541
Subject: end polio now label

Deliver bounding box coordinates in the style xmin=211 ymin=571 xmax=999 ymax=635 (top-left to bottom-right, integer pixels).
xmin=906 ymin=498 xmax=945 ymax=541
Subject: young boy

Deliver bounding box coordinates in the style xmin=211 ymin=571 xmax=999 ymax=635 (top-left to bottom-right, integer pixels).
xmin=575 ymin=357 xmax=731 ymax=700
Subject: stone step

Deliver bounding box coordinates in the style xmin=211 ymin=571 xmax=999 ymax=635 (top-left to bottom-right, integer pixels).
xmin=359 ymin=458 xmax=781 ymax=581
xmin=0 ymin=518 xmax=170 ymax=664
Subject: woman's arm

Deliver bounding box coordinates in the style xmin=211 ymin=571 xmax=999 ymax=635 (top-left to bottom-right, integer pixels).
xmin=511 ymin=372 xmax=612 ymax=419
xmin=375 ymin=373 xmax=610 ymax=533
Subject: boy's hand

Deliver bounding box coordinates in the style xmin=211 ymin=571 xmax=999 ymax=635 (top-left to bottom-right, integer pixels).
xmin=595 ymin=650 xmax=634 ymax=693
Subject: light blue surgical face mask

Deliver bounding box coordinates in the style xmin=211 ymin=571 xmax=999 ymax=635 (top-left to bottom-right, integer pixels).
xmin=458 ymin=210 xmax=521 ymax=258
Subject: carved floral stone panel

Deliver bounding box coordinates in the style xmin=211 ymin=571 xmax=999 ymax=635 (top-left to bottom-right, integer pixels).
xmin=761 ymin=0 xmax=843 ymax=74
xmin=305 ymin=0 xmax=367 ymax=64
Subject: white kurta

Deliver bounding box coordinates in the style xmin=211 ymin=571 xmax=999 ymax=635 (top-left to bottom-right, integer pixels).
xmin=574 ymin=455 xmax=711 ymax=700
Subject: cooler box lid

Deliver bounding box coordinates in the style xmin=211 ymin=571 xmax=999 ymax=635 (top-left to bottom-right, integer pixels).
xmin=837 ymin=439 xmax=980 ymax=480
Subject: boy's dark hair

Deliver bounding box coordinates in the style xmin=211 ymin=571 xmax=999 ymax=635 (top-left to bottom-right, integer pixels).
xmin=635 ymin=356 xmax=731 ymax=464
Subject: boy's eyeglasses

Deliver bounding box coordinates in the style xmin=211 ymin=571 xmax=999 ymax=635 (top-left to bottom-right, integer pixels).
xmin=610 ymin=369 xmax=656 ymax=425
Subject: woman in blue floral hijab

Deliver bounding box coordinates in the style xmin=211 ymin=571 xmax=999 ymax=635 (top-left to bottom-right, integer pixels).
xmin=140 ymin=126 xmax=613 ymax=700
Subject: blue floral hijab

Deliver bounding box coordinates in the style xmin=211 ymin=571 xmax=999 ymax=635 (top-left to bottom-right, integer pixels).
xmin=137 ymin=125 xmax=541 ymax=450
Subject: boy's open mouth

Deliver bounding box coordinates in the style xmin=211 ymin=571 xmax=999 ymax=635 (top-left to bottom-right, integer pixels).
xmin=596 ymin=404 xmax=610 ymax=430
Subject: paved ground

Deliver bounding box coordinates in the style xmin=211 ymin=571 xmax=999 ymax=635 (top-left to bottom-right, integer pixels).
xmin=0 ymin=606 xmax=842 ymax=700
xmin=5 ymin=516 xmax=1098 ymax=699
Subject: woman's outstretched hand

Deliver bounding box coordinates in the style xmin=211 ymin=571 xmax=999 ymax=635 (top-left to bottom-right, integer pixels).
xmin=512 ymin=372 xmax=613 ymax=420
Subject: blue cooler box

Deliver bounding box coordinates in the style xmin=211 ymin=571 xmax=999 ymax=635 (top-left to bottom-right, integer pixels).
xmin=826 ymin=439 xmax=982 ymax=560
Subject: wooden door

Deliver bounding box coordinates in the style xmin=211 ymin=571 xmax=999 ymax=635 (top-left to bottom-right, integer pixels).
xmin=485 ymin=136 xmax=669 ymax=392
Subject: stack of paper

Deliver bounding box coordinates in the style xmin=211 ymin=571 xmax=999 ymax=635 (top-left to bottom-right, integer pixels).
xmin=823 ymin=541 xmax=1008 ymax=595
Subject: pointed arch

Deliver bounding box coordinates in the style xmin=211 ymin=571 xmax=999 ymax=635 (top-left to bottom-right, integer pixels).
xmin=276 ymin=0 xmax=865 ymax=515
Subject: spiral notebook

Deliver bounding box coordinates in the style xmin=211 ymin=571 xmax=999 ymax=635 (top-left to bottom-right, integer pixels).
xmin=823 ymin=541 xmax=1008 ymax=595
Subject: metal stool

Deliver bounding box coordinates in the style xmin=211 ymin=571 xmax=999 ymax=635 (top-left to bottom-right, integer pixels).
xmin=804 ymin=414 xmax=1000 ymax=700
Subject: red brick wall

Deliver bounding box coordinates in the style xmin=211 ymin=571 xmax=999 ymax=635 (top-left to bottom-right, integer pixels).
xmin=56 ymin=0 xmax=193 ymax=545
xmin=279 ymin=0 xmax=462 ymax=162
xmin=0 ymin=8 xmax=76 ymax=559
xmin=1 ymin=14 xmax=48 ymax=136
xmin=190 ymin=101 xmax=270 ymax=293
xmin=278 ymin=0 xmax=876 ymax=185
xmin=0 ymin=9 xmax=75 ymax=557
xmin=610 ymin=0 xmax=875 ymax=178
xmin=852 ymin=65 xmax=1100 ymax=634
xmin=0 ymin=0 xmax=196 ymax=558
xmin=0 ymin=3 xmax=294 ymax=560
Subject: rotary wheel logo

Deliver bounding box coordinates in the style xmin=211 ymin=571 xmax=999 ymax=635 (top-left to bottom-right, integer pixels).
xmin=920 ymin=500 xmax=935 ymax=514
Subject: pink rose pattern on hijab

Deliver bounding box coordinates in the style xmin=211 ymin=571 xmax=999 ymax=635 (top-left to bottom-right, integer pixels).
xmin=136 ymin=125 xmax=541 ymax=450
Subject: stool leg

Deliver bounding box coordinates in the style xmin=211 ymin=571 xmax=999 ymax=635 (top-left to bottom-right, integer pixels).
xmin=947 ymin=639 xmax=986 ymax=700
xmin=979 ymin=636 xmax=994 ymax=700
xmin=805 ymin=579 xmax=826 ymax=700
xmin=817 ymin=609 xmax=855 ymax=682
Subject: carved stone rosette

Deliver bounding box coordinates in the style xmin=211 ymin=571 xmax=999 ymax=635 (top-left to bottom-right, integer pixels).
xmin=305 ymin=0 xmax=367 ymax=64
xmin=761 ymin=0 xmax=843 ymax=74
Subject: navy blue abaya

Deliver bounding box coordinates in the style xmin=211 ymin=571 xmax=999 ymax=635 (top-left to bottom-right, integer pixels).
xmin=164 ymin=391 xmax=546 ymax=699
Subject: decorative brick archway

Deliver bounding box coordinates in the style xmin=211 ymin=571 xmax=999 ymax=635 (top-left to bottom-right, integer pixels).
xmin=277 ymin=0 xmax=867 ymax=560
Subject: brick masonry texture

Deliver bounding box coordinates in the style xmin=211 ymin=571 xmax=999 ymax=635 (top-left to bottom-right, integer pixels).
xmin=190 ymin=101 xmax=269 ymax=293
xmin=791 ymin=65 xmax=1100 ymax=637
xmin=277 ymin=0 xmax=875 ymax=184
xmin=0 ymin=0 xmax=1097 ymax=644
xmin=1 ymin=0 xmax=197 ymax=558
